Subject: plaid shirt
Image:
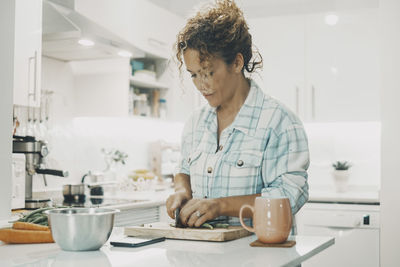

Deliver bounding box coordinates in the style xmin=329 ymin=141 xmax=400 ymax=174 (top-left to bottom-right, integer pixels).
xmin=176 ymin=80 xmax=309 ymax=225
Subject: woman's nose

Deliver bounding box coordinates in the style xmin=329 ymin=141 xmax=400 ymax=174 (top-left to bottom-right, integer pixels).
xmin=199 ymin=74 xmax=210 ymax=88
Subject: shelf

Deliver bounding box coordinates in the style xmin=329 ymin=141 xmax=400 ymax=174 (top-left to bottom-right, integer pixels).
xmin=129 ymin=76 xmax=169 ymax=90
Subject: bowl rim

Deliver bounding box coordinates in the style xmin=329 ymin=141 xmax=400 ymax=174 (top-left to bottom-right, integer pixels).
xmin=44 ymin=207 xmax=120 ymax=216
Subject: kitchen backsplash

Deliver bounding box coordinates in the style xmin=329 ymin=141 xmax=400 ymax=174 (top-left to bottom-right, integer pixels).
xmin=32 ymin=117 xmax=183 ymax=191
xmin=305 ymin=121 xmax=381 ymax=188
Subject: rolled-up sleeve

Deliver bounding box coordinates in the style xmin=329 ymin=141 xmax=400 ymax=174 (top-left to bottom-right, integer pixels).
xmin=261 ymin=124 xmax=310 ymax=215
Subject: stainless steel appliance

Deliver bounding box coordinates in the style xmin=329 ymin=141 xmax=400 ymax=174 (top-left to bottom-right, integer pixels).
xmin=12 ymin=135 xmax=69 ymax=209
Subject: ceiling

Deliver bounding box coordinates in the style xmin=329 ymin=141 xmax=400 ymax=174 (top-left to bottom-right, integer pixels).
xmin=148 ymin=0 xmax=379 ymax=19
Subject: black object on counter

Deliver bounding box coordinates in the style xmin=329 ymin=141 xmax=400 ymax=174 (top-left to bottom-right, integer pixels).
xmin=63 ymin=194 xmax=86 ymax=203
xmin=36 ymin=168 xmax=69 ymax=177
xmin=90 ymin=186 xmax=104 ymax=196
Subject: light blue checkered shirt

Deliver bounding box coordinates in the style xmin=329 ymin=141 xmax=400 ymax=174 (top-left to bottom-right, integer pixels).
xmin=176 ymin=80 xmax=309 ymax=225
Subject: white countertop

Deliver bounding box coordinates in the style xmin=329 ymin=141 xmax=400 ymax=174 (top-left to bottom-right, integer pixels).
xmin=308 ymin=185 xmax=380 ymax=204
xmin=0 ymin=227 xmax=334 ymax=267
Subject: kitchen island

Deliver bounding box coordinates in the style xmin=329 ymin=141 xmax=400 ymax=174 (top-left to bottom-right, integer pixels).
xmin=0 ymin=227 xmax=334 ymax=267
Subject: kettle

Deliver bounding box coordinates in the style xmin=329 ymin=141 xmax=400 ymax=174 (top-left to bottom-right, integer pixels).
xmin=81 ymin=171 xmax=104 ymax=184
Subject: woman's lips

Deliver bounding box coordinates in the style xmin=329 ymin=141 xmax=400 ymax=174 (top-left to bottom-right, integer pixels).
xmin=203 ymin=93 xmax=213 ymax=99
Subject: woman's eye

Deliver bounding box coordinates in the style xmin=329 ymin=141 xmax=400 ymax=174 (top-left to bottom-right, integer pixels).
xmin=191 ymin=74 xmax=197 ymax=78
xmin=209 ymin=71 xmax=214 ymax=76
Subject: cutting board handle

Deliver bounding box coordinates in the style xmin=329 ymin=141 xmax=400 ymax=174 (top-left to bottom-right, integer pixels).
xmin=239 ymin=204 xmax=255 ymax=232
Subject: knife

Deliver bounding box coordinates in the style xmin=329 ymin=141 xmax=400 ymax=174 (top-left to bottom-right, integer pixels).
xmin=174 ymin=207 xmax=186 ymax=228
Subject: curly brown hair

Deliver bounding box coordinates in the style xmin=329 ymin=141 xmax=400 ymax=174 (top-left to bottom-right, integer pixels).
xmin=175 ymin=0 xmax=262 ymax=75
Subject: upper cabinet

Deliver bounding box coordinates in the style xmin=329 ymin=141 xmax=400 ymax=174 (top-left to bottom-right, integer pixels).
xmin=305 ymin=9 xmax=380 ymax=122
xmin=249 ymin=4 xmax=380 ymax=122
xmin=13 ymin=0 xmax=42 ymax=107
xmin=250 ymin=15 xmax=306 ymax=119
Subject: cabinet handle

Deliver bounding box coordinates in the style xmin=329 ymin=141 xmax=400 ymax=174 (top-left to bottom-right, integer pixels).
xmin=28 ymin=55 xmax=34 ymax=104
xmin=33 ymin=50 xmax=38 ymax=103
xmin=27 ymin=51 xmax=38 ymax=105
xmin=311 ymin=85 xmax=316 ymax=120
xmin=295 ymin=86 xmax=300 ymax=115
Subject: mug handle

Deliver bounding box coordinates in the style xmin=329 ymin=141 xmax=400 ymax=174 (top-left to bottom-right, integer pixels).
xmin=239 ymin=204 xmax=255 ymax=232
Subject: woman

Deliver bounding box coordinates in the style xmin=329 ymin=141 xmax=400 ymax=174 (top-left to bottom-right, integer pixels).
xmin=166 ymin=0 xmax=309 ymax=228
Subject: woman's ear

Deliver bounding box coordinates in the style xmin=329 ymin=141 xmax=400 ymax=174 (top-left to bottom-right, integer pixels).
xmin=233 ymin=53 xmax=245 ymax=73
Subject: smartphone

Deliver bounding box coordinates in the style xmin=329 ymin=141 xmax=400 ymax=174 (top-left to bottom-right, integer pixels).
xmin=110 ymin=236 xmax=166 ymax=247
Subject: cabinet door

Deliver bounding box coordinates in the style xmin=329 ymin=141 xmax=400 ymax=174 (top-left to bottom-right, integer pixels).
xmin=249 ymin=15 xmax=305 ymax=119
xmin=13 ymin=0 xmax=42 ymax=107
xmin=305 ymin=8 xmax=380 ymax=122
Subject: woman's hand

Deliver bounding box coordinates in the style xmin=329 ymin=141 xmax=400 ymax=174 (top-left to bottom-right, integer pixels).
xmin=166 ymin=190 xmax=192 ymax=219
xmin=178 ymin=198 xmax=221 ymax=228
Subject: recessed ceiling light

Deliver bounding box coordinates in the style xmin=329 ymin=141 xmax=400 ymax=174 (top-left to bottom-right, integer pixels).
xmin=118 ymin=50 xmax=133 ymax=58
xmin=325 ymin=14 xmax=339 ymax=26
xmin=78 ymin=39 xmax=95 ymax=46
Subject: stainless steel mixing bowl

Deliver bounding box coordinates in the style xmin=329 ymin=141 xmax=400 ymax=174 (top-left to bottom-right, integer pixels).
xmin=45 ymin=208 xmax=119 ymax=251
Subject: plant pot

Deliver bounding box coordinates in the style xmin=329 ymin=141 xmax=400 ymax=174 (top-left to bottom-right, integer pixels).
xmin=332 ymin=170 xmax=350 ymax=192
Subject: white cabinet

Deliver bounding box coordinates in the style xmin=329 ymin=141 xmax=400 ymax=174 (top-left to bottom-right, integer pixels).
xmin=250 ymin=15 xmax=306 ymax=119
xmin=249 ymin=6 xmax=379 ymax=122
xmin=296 ymin=203 xmax=380 ymax=267
xmin=305 ymin=9 xmax=380 ymax=122
xmin=114 ymin=206 xmax=161 ymax=227
xmin=13 ymin=0 xmax=42 ymax=107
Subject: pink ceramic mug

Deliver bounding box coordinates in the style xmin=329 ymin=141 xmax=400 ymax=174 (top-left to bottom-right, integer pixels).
xmin=239 ymin=197 xmax=292 ymax=243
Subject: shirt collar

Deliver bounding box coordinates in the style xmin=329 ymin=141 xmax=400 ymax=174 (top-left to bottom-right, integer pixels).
xmin=231 ymin=80 xmax=264 ymax=136
xmin=204 ymin=80 xmax=264 ymax=136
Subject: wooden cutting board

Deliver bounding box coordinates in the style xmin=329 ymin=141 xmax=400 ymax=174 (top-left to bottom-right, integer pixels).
xmin=124 ymin=222 xmax=252 ymax=242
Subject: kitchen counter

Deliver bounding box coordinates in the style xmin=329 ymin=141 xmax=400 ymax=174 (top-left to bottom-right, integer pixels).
xmin=0 ymin=227 xmax=334 ymax=267
xmin=308 ymin=185 xmax=380 ymax=204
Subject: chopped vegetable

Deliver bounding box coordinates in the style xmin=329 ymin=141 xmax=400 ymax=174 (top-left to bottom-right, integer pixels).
xmin=213 ymin=223 xmax=230 ymax=229
xmin=170 ymin=221 xmax=231 ymax=230
xmin=200 ymin=223 xmax=214 ymax=229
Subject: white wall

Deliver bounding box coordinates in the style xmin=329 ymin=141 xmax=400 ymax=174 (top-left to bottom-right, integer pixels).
xmin=380 ymin=0 xmax=400 ymax=265
xmin=305 ymin=121 xmax=380 ymax=188
xmin=0 ymin=0 xmax=14 ymax=220
xmin=71 ymin=58 xmax=130 ymax=117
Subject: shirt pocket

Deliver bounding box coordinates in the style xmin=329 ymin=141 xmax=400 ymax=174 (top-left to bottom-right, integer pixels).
xmin=222 ymin=150 xmax=263 ymax=191
xmin=224 ymin=150 xmax=263 ymax=168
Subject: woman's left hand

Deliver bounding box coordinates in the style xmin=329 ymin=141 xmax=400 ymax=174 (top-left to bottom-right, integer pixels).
xmin=178 ymin=198 xmax=221 ymax=228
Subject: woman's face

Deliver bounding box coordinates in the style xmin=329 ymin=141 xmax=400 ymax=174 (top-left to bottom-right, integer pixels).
xmin=183 ymin=49 xmax=239 ymax=108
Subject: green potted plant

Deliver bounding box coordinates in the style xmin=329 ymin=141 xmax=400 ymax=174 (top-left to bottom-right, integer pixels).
xmin=332 ymin=161 xmax=352 ymax=192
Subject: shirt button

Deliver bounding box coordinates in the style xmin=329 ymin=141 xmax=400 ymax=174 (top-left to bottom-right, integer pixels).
xmin=237 ymin=160 xmax=244 ymax=167
xmin=218 ymin=145 xmax=223 ymax=151
xmin=207 ymin=167 xmax=213 ymax=173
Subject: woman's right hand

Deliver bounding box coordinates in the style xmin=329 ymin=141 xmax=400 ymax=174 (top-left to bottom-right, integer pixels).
xmin=166 ymin=190 xmax=192 ymax=219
